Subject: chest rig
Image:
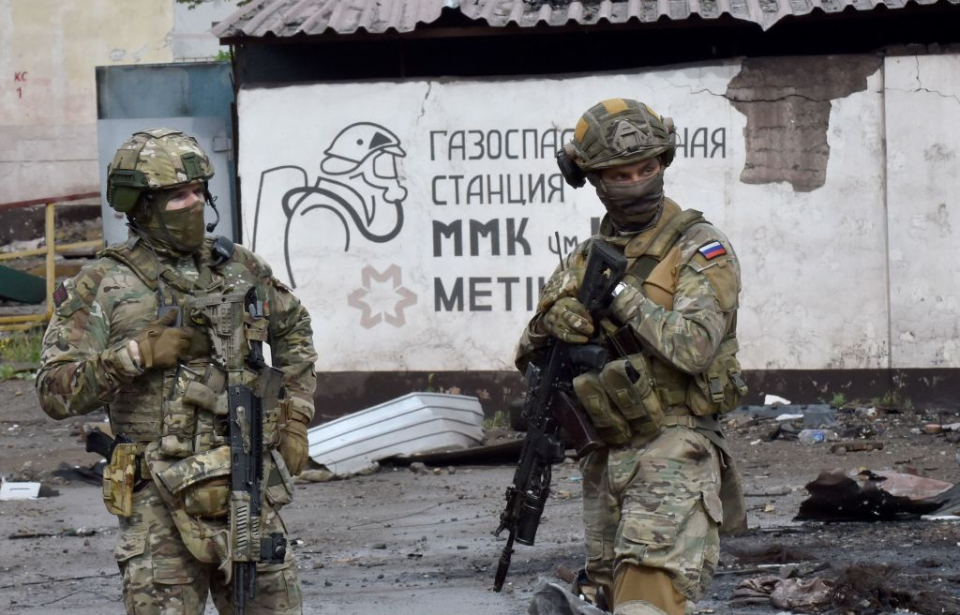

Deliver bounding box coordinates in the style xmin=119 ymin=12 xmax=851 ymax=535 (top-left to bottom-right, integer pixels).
xmin=102 ymin=236 xmax=277 ymax=457
xmin=592 ymin=205 xmax=746 ymax=430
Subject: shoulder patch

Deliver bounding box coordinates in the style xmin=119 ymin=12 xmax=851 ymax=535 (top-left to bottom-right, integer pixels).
xmin=272 ymin=277 xmax=293 ymax=293
xmin=53 ymin=283 xmax=68 ymax=308
xmin=697 ymin=240 xmax=727 ymax=261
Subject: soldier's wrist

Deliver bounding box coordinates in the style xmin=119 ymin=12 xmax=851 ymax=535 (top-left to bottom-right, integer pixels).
xmin=531 ymin=314 xmax=549 ymax=336
xmin=101 ymin=342 xmax=145 ymax=380
xmin=127 ymin=340 xmax=143 ymax=369
xmin=611 ymin=288 xmax=643 ymax=324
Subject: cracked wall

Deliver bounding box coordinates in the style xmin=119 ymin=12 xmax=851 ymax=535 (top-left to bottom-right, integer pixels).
xmin=239 ymin=60 xmax=896 ymax=373
xmin=885 ymin=55 xmax=960 ymax=369
xmin=726 ymin=56 xmax=883 ymax=192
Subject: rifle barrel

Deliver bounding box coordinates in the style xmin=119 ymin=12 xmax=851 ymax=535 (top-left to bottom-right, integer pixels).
xmin=493 ymin=532 xmax=516 ymax=592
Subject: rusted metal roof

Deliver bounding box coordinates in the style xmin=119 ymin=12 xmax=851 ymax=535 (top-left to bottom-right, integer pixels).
xmin=213 ymin=0 xmax=960 ymax=38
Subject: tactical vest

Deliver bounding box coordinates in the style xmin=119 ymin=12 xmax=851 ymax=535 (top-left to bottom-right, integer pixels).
xmin=100 ymin=236 xmax=279 ymax=456
xmin=99 ymin=237 xmax=297 ymax=564
xmin=595 ymin=204 xmax=747 ymax=422
xmin=582 ymin=207 xmax=749 ymax=533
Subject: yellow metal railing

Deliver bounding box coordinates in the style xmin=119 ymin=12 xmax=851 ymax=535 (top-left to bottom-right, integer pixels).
xmin=0 ymin=192 xmax=102 ymax=332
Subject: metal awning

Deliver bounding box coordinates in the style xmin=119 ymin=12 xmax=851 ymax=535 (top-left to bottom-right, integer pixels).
xmin=213 ymin=0 xmax=959 ymax=39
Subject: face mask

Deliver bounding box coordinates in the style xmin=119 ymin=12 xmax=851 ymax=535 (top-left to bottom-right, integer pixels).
xmin=595 ymin=171 xmax=665 ymax=234
xmin=139 ymin=197 xmax=206 ymax=255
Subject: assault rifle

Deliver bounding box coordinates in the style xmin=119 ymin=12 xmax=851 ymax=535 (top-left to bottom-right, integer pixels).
xmin=227 ymin=288 xmax=287 ymax=615
xmin=493 ymin=240 xmax=626 ymax=591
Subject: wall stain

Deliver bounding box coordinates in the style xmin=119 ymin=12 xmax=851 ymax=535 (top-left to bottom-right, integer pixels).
xmin=725 ymin=56 xmax=883 ymax=192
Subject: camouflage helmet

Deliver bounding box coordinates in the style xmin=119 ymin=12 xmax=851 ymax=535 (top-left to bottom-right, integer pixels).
xmin=567 ymin=98 xmax=676 ymax=172
xmin=106 ymin=128 xmax=214 ymax=213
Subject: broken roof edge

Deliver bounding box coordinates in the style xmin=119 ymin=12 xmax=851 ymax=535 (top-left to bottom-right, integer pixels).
xmin=213 ymin=0 xmax=457 ymax=40
xmin=495 ymin=0 xmax=960 ymax=33
xmin=216 ymin=11 xmax=759 ymax=46
xmin=213 ymin=0 xmax=960 ymax=43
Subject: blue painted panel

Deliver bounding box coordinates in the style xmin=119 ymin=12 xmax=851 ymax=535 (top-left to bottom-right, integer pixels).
xmin=96 ymin=62 xmax=233 ymax=120
xmin=95 ymin=63 xmax=238 ymax=244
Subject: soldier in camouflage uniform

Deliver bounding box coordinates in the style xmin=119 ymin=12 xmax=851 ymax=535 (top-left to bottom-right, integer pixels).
xmin=516 ymin=100 xmax=747 ymax=615
xmin=36 ymin=129 xmax=318 ymax=615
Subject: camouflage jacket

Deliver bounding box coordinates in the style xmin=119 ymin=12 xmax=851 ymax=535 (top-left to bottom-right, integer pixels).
xmin=36 ymin=235 xmax=318 ymax=440
xmin=516 ymin=198 xmax=741 ymax=380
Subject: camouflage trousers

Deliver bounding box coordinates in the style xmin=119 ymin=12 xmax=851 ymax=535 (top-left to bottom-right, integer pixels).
xmin=580 ymin=426 xmax=724 ymax=610
xmin=114 ymin=481 xmax=302 ymax=615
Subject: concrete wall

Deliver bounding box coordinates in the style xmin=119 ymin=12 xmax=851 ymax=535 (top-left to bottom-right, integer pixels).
xmin=171 ymin=0 xmax=243 ymax=61
xmin=0 ymin=0 xmax=173 ymax=203
xmin=886 ymin=55 xmax=960 ymax=369
xmin=237 ymin=54 xmax=918 ymax=376
xmin=0 ymin=0 xmax=237 ymax=205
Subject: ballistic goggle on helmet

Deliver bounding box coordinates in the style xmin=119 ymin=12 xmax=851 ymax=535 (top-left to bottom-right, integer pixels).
xmin=557 ymin=98 xmax=677 ymax=188
xmin=106 ymin=128 xmax=215 ymax=213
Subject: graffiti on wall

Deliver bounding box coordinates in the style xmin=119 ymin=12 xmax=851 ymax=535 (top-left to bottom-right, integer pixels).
xmin=251 ymin=122 xmax=409 ymax=289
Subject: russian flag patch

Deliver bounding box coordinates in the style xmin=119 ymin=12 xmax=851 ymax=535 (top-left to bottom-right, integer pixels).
xmin=53 ymin=283 xmax=68 ymax=307
xmin=697 ymin=240 xmax=727 ymax=260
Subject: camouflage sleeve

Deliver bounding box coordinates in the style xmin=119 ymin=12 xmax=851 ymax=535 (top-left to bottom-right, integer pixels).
xmin=514 ymin=245 xmax=590 ymax=372
xmin=614 ymin=225 xmax=741 ymax=375
xmin=35 ymin=267 xmax=144 ymax=420
xmin=267 ymin=277 xmax=318 ymax=421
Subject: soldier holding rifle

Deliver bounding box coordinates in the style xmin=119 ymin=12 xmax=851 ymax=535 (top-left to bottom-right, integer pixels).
xmin=502 ymin=99 xmax=747 ymax=615
xmin=37 ymin=129 xmax=317 ymax=615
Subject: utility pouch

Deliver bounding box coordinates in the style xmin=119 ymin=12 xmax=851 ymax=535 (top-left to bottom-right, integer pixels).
xmin=599 ymin=354 xmax=664 ymax=437
xmin=687 ymin=338 xmax=748 ymax=416
xmin=572 ymin=372 xmax=632 ymax=447
xmin=186 ymin=364 xmax=228 ymax=454
xmin=156 ymin=444 xmax=232 ymax=518
xmin=608 ymin=324 xmax=643 ymax=357
xmin=160 ymin=365 xmax=203 ymax=457
xmin=264 ymin=448 xmax=295 ymax=509
xmin=102 ymin=443 xmax=141 ymax=517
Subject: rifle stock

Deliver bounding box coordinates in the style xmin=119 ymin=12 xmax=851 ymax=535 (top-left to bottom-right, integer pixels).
xmin=493 ymin=240 xmax=626 ymax=591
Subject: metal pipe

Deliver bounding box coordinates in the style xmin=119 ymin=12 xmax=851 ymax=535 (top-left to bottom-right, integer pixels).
xmin=0 ymin=323 xmax=43 ymax=332
xmin=0 ymin=191 xmax=99 ymax=212
xmin=0 ymin=195 xmax=102 ymax=328
xmin=0 ymin=314 xmax=47 ymax=325
xmin=0 ymin=239 xmax=103 ymax=261
xmin=45 ymin=202 xmax=55 ymax=319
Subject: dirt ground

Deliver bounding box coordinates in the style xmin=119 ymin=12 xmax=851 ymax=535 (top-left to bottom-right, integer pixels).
xmin=1 ymin=375 xmax=959 ymax=614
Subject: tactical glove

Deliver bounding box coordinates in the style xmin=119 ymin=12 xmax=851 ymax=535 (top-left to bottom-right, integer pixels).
xmin=133 ymin=311 xmax=196 ymax=370
xmin=537 ymin=266 xmax=585 ymax=313
xmin=279 ymin=397 xmax=313 ymax=476
xmin=540 ymin=297 xmax=595 ymax=344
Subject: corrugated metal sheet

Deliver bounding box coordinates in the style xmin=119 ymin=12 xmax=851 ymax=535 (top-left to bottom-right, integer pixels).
xmin=213 ymin=0 xmax=959 ymax=38
xmin=212 ymin=0 xmax=447 ymax=38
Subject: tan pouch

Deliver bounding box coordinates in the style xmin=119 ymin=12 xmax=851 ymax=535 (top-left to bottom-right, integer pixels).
xmin=687 ymin=338 xmax=748 ymax=416
xmin=264 ymin=448 xmax=295 ymax=509
xmin=155 ymin=445 xmax=232 ymax=518
xmin=599 ymin=354 xmax=665 ymax=437
xmin=572 ymin=371 xmax=632 ymax=447
xmin=102 ymin=443 xmax=140 ymax=517
xmin=184 ymin=477 xmax=230 ymax=518
xmin=160 ymin=365 xmax=202 ymax=457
